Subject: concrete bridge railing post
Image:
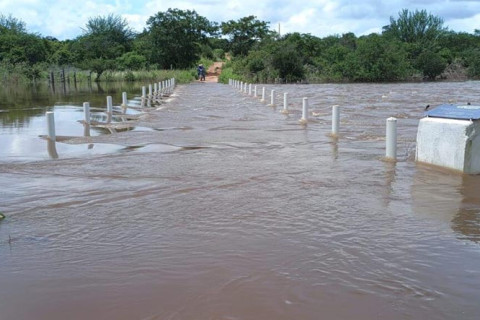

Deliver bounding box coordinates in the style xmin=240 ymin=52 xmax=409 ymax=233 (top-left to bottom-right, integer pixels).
xmin=270 ymin=89 xmax=276 ymax=106
xmin=301 ymin=98 xmax=309 ymax=122
xmin=46 ymin=111 xmax=56 ymax=141
xmin=332 ymin=105 xmax=340 ymax=136
xmin=386 ymin=117 xmax=397 ymax=160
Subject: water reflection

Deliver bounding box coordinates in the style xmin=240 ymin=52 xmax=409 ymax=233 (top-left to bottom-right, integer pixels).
xmin=0 ymin=80 xmax=144 ymax=130
xmin=46 ymin=139 xmax=58 ymax=159
xmin=330 ymin=135 xmax=339 ymax=160
xmin=452 ymin=175 xmax=480 ymax=242
xmin=412 ymin=165 xmax=480 ymax=242
xmin=83 ymin=122 xmax=91 ymax=137
xmin=0 ymin=80 xmax=149 ymax=160
xmin=383 ymin=161 xmax=397 ymax=207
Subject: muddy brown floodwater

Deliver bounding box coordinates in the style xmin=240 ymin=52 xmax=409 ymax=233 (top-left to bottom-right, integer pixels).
xmin=1 ymin=81 xmax=480 ymax=320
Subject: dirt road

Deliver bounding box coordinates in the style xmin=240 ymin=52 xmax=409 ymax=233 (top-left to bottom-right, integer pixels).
xmin=203 ymin=61 xmax=224 ymax=83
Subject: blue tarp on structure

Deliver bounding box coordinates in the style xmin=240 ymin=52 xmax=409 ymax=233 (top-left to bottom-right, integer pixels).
xmin=426 ymin=104 xmax=480 ymax=120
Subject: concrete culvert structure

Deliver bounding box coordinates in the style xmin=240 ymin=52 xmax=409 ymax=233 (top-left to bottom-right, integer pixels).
xmin=416 ymin=104 xmax=480 ymax=174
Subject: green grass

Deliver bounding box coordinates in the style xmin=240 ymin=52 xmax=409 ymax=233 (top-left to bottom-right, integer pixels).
xmin=218 ymin=67 xmax=242 ymax=84
xmin=99 ymin=69 xmax=198 ymax=83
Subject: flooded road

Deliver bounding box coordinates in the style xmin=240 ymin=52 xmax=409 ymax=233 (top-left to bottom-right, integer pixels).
xmin=1 ymin=81 xmax=480 ymax=320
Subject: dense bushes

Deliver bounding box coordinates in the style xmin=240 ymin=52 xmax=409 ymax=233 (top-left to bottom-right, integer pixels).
xmin=1 ymin=9 xmax=480 ymax=84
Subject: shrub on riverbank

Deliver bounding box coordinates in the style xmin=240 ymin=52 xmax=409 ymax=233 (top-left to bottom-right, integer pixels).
xmin=218 ymin=65 xmax=241 ymax=84
xmin=99 ymin=69 xmax=198 ymax=83
xmin=0 ymin=63 xmax=199 ymax=85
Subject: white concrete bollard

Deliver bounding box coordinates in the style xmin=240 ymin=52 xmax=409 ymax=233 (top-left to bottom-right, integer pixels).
xmin=240 ymin=81 xmax=243 ymax=91
xmin=254 ymin=86 xmax=257 ymax=97
xmin=46 ymin=111 xmax=56 ymax=141
xmin=249 ymin=84 xmax=252 ymax=95
xmin=282 ymin=93 xmax=288 ymax=114
xmin=302 ymin=97 xmax=309 ymax=121
xmin=83 ymin=102 xmax=91 ymax=137
xmin=141 ymin=87 xmax=146 ymax=107
xmin=107 ymin=96 xmax=113 ymax=123
xmin=83 ymin=102 xmax=91 ymax=125
xmin=107 ymin=96 xmax=113 ymax=114
xmin=154 ymin=83 xmax=158 ymax=94
xmin=244 ymin=82 xmax=247 ymax=93
xmin=332 ymin=105 xmax=340 ymax=135
xmin=270 ymin=89 xmax=276 ymax=106
xmin=386 ymin=117 xmax=397 ymax=160
xmin=261 ymin=87 xmax=266 ymax=102
xmin=122 ymin=92 xmax=128 ymax=107
xmin=147 ymin=85 xmax=152 ymax=107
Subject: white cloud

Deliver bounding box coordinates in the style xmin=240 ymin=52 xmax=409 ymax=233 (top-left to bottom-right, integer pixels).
xmin=1 ymin=0 xmax=480 ymax=39
xmin=123 ymin=13 xmax=146 ymax=33
xmin=446 ymin=13 xmax=480 ymax=33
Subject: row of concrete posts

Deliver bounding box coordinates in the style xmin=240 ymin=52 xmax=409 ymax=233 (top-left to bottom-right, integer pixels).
xmin=228 ymin=79 xmax=398 ymax=161
xmin=46 ymin=78 xmax=176 ymax=142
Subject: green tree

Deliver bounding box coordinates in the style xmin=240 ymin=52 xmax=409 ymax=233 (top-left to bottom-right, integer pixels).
xmin=44 ymin=37 xmax=74 ymax=66
xmin=0 ymin=14 xmax=26 ymax=33
xmin=0 ymin=14 xmax=48 ymax=82
xmin=72 ymin=14 xmax=135 ymax=80
xmin=383 ymin=9 xmax=448 ymax=78
xmin=144 ymin=8 xmax=215 ymax=69
xmin=438 ymin=31 xmax=480 ymax=57
xmin=383 ymin=9 xmax=447 ymax=45
xmin=416 ymin=50 xmax=447 ymax=80
xmin=271 ymin=44 xmax=304 ymax=82
xmin=321 ymin=43 xmax=354 ymax=80
xmin=116 ymin=52 xmax=146 ymax=70
xmin=282 ymin=33 xmax=322 ymax=65
xmin=221 ymin=16 xmax=272 ymax=56
xmin=465 ymin=49 xmax=480 ymax=78
xmin=351 ymin=34 xmax=410 ymax=81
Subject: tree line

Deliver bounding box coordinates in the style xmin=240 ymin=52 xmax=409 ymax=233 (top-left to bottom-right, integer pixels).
xmin=1 ymin=8 xmax=480 ymax=83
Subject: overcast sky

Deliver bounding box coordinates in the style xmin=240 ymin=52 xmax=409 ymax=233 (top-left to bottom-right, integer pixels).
xmin=1 ymin=0 xmax=479 ymax=40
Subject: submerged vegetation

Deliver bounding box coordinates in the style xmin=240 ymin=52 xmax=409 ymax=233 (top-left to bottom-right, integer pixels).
xmin=1 ymin=8 xmax=480 ymax=84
